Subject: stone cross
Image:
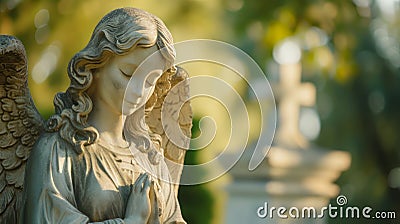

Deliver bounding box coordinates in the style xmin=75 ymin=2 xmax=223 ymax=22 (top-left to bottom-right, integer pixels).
xmin=273 ymin=62 xmax=316 ymax=148
xmin=224 ymin=61 xmax=351 ymax=224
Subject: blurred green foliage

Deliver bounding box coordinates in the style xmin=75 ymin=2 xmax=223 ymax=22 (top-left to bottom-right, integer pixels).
xmin=178 ymin=117 xmax=215 ymax=224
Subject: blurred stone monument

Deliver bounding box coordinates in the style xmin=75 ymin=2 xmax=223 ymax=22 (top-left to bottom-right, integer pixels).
xmin=223 ymin=42 xmax=351 ymax=223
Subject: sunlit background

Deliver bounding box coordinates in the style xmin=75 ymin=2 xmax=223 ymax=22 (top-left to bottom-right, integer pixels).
xmin=1 ymin=0 xmax=400 ymax=223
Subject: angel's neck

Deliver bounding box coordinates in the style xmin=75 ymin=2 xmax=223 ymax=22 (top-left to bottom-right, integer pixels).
xmin=88 ymin=98 xmax=126 ymax=147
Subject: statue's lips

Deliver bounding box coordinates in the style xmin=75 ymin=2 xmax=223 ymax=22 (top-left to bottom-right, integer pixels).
xmin=122 ymin=101 xmax=139 ymax=115
xmin=122 ymin=101 xmax=138 ymax=116
xmin=123 ymin=101 xmax=139 ymax=107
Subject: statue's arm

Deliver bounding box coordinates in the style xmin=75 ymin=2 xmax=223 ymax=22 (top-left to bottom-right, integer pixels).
xmin=21 ymin=134 xmax=135 ymax=224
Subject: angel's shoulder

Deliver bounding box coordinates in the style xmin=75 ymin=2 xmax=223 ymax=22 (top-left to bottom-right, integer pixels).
xmin=34 ymin=131 xmax=69 ymax=150
xmin=29 ymin=131 xmax=76 ymax=163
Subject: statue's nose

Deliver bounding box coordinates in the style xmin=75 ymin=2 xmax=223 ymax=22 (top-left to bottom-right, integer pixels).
xmin=126 ymin=88 xmax=142 ymax=103
xmin=127 ymin=79 xmax=144 ymax=98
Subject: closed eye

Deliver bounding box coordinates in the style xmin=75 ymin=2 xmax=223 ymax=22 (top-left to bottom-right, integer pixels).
xmin=119 ymin=64 xmax=137 ymax=78
xmin=119 ymin=69 xmax=131 ymax=77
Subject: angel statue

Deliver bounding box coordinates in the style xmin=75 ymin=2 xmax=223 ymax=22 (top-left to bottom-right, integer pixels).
xmin=0 ymin=7 xmax=192 ymax=224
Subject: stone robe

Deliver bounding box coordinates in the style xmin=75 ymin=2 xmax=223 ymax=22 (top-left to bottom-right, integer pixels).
xmin=22 ymin=132 xmax=185 ymax=224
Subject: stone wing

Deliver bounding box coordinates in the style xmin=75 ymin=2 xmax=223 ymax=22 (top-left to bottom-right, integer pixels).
xmin=146 ymin=66 xmax=192 ymax=191
xmin=0 ymin=35 xmax=44 ymax=224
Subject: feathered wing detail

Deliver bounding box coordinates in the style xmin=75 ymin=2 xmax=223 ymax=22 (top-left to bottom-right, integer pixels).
xmin=146 ymin=67 xmax=192 ymax=194
xmin=0 ymin=35 xmax=45 ymax=224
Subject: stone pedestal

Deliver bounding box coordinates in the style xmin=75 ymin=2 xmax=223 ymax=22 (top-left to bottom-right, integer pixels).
xmin=223 ymin=146 xmax=351 ymax=224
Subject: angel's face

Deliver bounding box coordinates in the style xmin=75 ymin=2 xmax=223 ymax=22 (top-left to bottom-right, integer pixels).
xmin=94 ymin=45 xmax=165 ymax=116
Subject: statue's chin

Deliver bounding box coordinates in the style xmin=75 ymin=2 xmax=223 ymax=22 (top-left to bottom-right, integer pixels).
xmin=122 ymin=103 xmax=138 ymax=116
